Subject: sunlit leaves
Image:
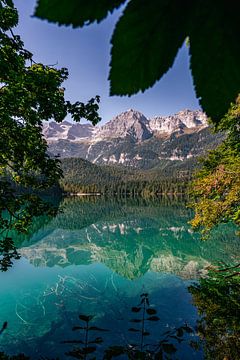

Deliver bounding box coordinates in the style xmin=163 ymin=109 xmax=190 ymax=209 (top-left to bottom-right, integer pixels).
xmin=0 ymin=2 xmax=18 ymax=30
xmin=190 ymin=99 xmax=240 ymax=235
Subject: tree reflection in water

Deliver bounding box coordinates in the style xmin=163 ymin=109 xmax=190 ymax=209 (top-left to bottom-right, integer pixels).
xmin=189 ymin=263 xmax=240 ymax=360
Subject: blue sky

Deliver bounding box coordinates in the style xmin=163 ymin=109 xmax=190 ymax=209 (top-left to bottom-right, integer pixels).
xmin=15 ymin=0 xmax=200 ymax=124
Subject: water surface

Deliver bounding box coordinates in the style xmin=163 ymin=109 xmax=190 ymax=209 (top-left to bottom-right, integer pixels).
xmin=0 ymin=197 xmax=238 ymax=359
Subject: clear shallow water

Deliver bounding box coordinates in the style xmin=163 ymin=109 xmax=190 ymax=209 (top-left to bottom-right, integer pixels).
xmin=0 ymin=197 xmax=239 ymax=359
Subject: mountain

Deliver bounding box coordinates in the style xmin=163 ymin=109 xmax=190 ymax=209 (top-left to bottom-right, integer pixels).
xmin=42 ymin=120 xmax=95 ymax=142
xmin=43 ymin=109 xmax=223 ymax=169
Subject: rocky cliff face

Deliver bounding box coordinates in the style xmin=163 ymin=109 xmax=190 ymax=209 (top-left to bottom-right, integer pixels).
xmin=95 ymin=109 xmax=152 ymax=142
xmin=42 ymin=120 xmax=95 ymax=142
xmin=43 ymin=109 xmax=222 ymax=169
xmin=43 ymin=109 xmax=207 ymax=142
xmin=148 ymin=109 xmax=207 ymax=134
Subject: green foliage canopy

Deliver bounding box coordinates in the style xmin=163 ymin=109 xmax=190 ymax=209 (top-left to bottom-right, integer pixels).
xmin=0 ymin=0 xmax=100 ymax=270
xmin=35 ymin=0 xmax=240 ymax=124
xmin=189 ymin=98 xmax=240 ymax=235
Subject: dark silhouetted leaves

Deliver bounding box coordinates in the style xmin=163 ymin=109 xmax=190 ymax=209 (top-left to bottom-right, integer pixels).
xmin=146 ymin=308 xmax=157 ymax=315
xmin=82 ymin=346 xmax=96 ymax=354
xmin=142 ymin=331 xmax=150 ymax=336
xmin=110 ymin=0 xmax=191 ymax=96
xmin=147 ymin=316 xmax=160 ymax=321
xmin=131 ymin=307 xmax=141 ymax=313
xmin=61 ymin=339 xmax=84 ymax=344
xmin=66 ymin=346 xmax=96 ymax=357
xmin=189 ymin=1 xmax=240 ymax=122
xmin=182 ymin=324 xmax=193 ymax=333
xmin=176 ymin=328 xmax=184 ymax=337
xmin=0 ymin=322 xmax=8 ymax=335
xmin=155 ymin=350 xmax=163 ymax=360
xmin=35 ymin=0 xmax=126 ymax=27
xmin=130 ymin=319 xmax=142 ymax=323
xmin=88 ymin=326 xmax=109 ymax=332
xmin=35 ymin=0 xmax=240 ymax=123
xmin=89 ymin=337 xmax=103 ymax=344
xmin=162 ymin=343 xmax=177 ymax=354
xmin=112 ymin=0 xmax=240 ymax=122
xmin=79 ymin=315 xmax=94 ymax=322
xmin=103 ymin=345 xmax=125 ymax=359
xmin=128 ymin=328 xmax=140 ymax=332
xmin=72 ymin=326 xmax=85 ymax=331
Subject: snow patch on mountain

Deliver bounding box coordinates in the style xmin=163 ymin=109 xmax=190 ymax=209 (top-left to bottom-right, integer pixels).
xmin=43 ymin=109 xmax=208 ymax=143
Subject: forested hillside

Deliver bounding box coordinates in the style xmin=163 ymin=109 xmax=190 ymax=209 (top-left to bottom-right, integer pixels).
xmin=60 ymin=157 xmax=192 ymax=195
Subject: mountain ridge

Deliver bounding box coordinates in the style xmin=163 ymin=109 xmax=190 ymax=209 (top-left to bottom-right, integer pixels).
xmin=43 ymin=108 xmax=208 ymax=143
xmin=43 ymin=108 xmax=223 ymax=169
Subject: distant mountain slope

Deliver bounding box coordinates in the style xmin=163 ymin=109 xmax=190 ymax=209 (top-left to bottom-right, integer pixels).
xmin=60 ymin=156 xmax=199 ymax=195
xmin=44 ymin=109 xmax=224 ymax=170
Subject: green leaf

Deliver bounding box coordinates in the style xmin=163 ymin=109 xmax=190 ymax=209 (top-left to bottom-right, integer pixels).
xmin=109 ymin=0 xmax=192 ymax=96
xmin=189 ymin=1 xmax=240 ymax=122
xmin=35 ymin=0 xmax=126 ymax=27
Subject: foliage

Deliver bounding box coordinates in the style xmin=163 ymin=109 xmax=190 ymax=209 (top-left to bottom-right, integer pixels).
xmin=0 ymin=0 xmax=100 ymax=270
xmin=60 ymin=157 xmax=189 ymax=196
xmin=62 ymin=314 xmax=108 ymax=359
xmin=35 ymin=0 xmax=240 ymax=124
xmin=63 ymin=293 xmax=195 ymax=360
xmin=189 ymin=99 xmax=240 ymax=235
xmin=189 ymin=264 xmax=240 ymax=360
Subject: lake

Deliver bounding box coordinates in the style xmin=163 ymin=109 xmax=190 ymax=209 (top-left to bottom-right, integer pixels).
xmin=0 ymin=196 xmax=239 ymax=359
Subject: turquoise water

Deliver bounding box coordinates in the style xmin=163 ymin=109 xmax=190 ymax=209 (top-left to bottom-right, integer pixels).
xmin=0 ymin=197 xmax=239 ymax=359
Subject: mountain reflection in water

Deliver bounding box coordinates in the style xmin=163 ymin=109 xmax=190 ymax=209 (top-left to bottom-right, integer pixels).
xmin=19 ymin=196 xmax=239 ymax=279
xmin=0 ymin=196 xmax=238 ymax=359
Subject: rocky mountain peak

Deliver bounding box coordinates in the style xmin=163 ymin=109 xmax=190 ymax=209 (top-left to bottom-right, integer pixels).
xmin=175 ymin=109 xmax=208 ymax=128
xmin=43 ymin=108 xmax=216 ymax=167
xmin=96 ymin=109 xmax=152 ymax=142
xmin=42 ymin=121 xmax=95 ymax=142
xmin=148 ymin=109 xmax=208 ymax=134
